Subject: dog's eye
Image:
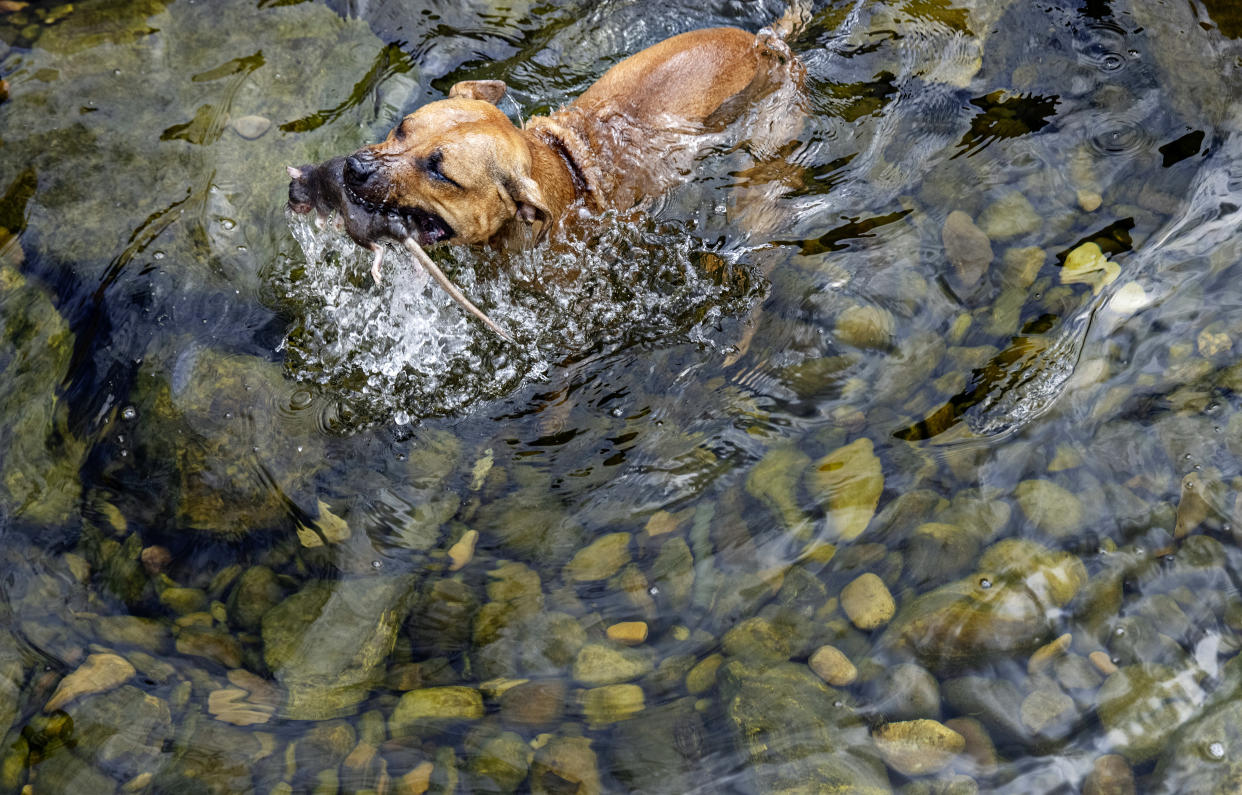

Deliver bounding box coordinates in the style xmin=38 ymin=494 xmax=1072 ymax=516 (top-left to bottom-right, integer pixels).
xmin=423 ymin=149 xmax=461 ymax=188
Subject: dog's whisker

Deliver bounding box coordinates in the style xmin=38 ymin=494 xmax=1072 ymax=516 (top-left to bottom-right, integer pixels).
xmin=401 ymin=237 xmax=515 ymax=344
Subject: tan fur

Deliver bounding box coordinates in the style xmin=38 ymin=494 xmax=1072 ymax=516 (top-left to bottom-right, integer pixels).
xmin=345 ymin=24 xmax=804 ymax=247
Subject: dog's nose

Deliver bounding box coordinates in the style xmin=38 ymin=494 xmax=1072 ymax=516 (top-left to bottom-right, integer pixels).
xmin=344 ymin=154 xmax=377 ymax=187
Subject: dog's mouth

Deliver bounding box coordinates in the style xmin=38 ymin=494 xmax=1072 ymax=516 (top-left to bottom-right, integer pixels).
xmin=346 ymin=185 xmax=455 ymax=247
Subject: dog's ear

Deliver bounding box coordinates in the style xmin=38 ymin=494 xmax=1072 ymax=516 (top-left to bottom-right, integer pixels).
xmin=505 ymin=174 xmax=550 ymax=227
xmin=448 ymin=80 xmax=508 ymax=105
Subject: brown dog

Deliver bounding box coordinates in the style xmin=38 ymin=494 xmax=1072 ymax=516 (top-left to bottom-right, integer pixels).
xmin=288 ymin=7 xmax=807 ymax=339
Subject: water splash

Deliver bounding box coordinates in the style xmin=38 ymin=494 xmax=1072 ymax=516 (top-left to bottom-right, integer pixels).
xmin=273 ymin=209 xmax=756 ymax=423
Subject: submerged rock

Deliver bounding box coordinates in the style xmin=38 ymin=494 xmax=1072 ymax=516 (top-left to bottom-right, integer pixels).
xmin=809 ymin=437 xmax=884 ymax=542
xmin=263 ymin=575 xmax=416 ymax=719
xmin=1096 ymin=663 xmax=1203 ymax=764
xmin=530 ymin=736 xmax=601 ymax=795
xmin=0 ymin=265 xmax=87 ymax=525
xmin=390 ymin=686 xmax=484 ymax=736
xmin=563 ymin=532 xmax=632 ymax=582
xmin=872 ymin=719 xmax=965 ymax=776
xmin=134 ymin=346 xmax=327 ymax=535
xmin=718 ymin=660 xmax=890 ymax=793
xmin=942 ymin=211 xmax=993 ymax=291
xmin=44 ymin=653 xmax=135 ymax=713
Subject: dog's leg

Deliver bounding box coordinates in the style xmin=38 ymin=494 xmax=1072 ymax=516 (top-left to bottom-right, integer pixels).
xmin=370 ymin=245 xmax=385 ymax=284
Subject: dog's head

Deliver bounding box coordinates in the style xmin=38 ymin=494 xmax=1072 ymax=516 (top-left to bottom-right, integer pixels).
xmin=339 ymin=82 xmax=550 ymax=247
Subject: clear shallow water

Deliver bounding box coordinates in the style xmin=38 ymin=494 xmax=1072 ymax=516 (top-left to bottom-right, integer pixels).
xmin=3 ymin=0 xmax=1242 ymax=793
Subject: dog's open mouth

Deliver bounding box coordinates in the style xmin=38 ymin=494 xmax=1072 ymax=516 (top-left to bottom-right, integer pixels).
xmin=346 ymin=186 xmax=455 ymax=247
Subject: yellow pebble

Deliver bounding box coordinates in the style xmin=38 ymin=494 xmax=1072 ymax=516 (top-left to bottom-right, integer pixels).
xmin=606 ymin=621 xmax=649 ymax=646
xmin=448 ymin=530 xmax=479 ymax=571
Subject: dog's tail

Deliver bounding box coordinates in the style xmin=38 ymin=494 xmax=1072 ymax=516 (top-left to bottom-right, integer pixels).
xmin=772 ymin=0 xmax=813 ymax=39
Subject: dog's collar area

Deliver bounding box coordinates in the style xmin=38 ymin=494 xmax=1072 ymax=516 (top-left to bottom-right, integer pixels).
xmin=531 ymin=127 xmax=591 ymax=202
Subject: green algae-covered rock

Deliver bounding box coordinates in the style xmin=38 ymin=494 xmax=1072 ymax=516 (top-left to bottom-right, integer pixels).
xmin=263 ymin=575 xmax=416 ymax=719
xmin=1014 ymin=479 xmax=1086 ymax=538
xmin=808 ymin=437 xmax=884 ymax=542
xmin=581 ymin=683 xmax=645 ymax=726
xmin=474 ymin=498 xmax=586 ymax=565
xmin=530 ymin=736 xmax=600 ymax=795
xmin=722 ymin=616 xmax=795 ymax=663
xmin=718 ymin=660 xmax=891 ymax=793
xmin=466 ymin=729 xmax=532 ymax=793
xmin=1096 ymin=664 xmax=1203 ymax=764
xmin=611 ymin=697 xmax=707 ymax=792
xmin=1152 ymin=693 xmax=1242 ymax=794
xmin=132 ymin=345 xmax=326 ymax=536
xmin=390 ymin=686 xmax=484 ymax=736
xmin=563 ymin=532 xmax=632 ymax=582
xmin=228 ymin=565 xmax=286 ymax=631
xmin=882 ymin=572 xmax=1049 ymax=673
xmin=0 ymin=265 xmax=87 ymax=525
xmin=572 ymin=642 xmax=654 ymax=686
xmin=976 ymin=539 xmax=1087 ymax=608
xmin=977 ymin=191 xmax=1042 ymax=240
xmin=748 ymin=445 xmax=813 ymax=534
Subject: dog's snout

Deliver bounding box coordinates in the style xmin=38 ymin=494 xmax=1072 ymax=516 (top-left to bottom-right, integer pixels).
xmin=344 ymin=154 xmax=377 ymax=187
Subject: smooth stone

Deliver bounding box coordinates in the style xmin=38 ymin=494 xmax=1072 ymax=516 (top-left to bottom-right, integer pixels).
xmin=467 ymin=730 xmax=531 ymax=793
xmin=563 ymin=532 xmax=631 ymax=582
xmin=1000 ymin=246 xmax=1045 ymax=289
xmin=835 ymin=304 xmax=896 ymax=349
xmin=685 ymin=653 xmax=724 ymax=695
xmin=230 ymin=114 xmax=272 ymax=139
xmin=978 ymin=191 xmax=1042 ymax=240
xmin=1096 ymin=664 xmax=1200 ymax=763
xmin=977 ymin=539 xmax=1086 ymax=607
xmin=719 ymin=660 xmax=890 ymax=793
xmin=572 ymin=643 xmax=653 ymax=686
xmin=1019 ymin=686 xmax=1076 ymax=739
xmin=872 ymin=719 xmax=965 ymax=776
xmin=530 ymin=736 xmax=601 ymax=795
xmin=747 ymin=445 xmax=812 ymax=533
xmin=498 ymin=680 xmax=567 ymax=728
xmin=808 ymin=645 xmax=857 ymax=687
xmin=390 ymin=687 xmax=483 ymax=736
xmin=1083 ymin=754 xmax=1135 ymax=795
xmin=1078 ymin=190 xmax=1103 ymax=212
xmin=885 ymin=576 xmax=1050 ymax=673
xmin=841 ymin=573 xmax=896 ymax=630
xmin=809 ymin=437 xmax=884 ymax=542
xmin=448 ymin=529 xmax=479 ymax=571
xmin=944 ymin=717 xmax=997 ymax=774
xmin=1014 ymin=479 xmax=1085 ymax=538
xmin=1061 ymin=242 xmax=1120 ymax=294
xmin=942 ymin=210 xmax=993 ymax=289
xmin=44 ymin=653 xmax=135 ymax=712
xmin=581 ymin=683 xmax=645 ymax=725
xmin=650 ymin=537 xmax=694 ymax=611
xmin=174 ymin=627 xmax=243 ymax=668
xmin=605 ymin=621 xmax=648 ymax=646
xmin=722 ymin=616 xmax=794 ymax=663
xmin=864 ymin=662 xmax=939 ymax=721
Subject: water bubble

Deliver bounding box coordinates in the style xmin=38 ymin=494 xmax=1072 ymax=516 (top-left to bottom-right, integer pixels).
xmin=371 ymin=560 xmax=383 ymax=570
xmin=153 ymin=251 xmax=165 ymax=260
xmin=1114 ymin=626 xmax=1126 ymax=637
xmin=648 ymin=586 xmax=660 ymax=596
xmin=610 ymin=407 xmax=624 ymax=417
xmin=1207 ymin=741 xmax=1226 ymax=760
xmin=120 ymin=406 xmax=137 ymax=421
xmin=978 ymin=577 xmax=992 ymax=589
xmin=220 ymin=218 xmax=236 ymax=231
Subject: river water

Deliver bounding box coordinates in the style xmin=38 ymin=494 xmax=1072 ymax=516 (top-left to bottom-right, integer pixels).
xmin=3 ymin=0 xmax=1242 ymax=792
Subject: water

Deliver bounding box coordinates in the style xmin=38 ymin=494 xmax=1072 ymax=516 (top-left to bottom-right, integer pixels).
xmin=3 ymin=0 xmax=1242 ymax=792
